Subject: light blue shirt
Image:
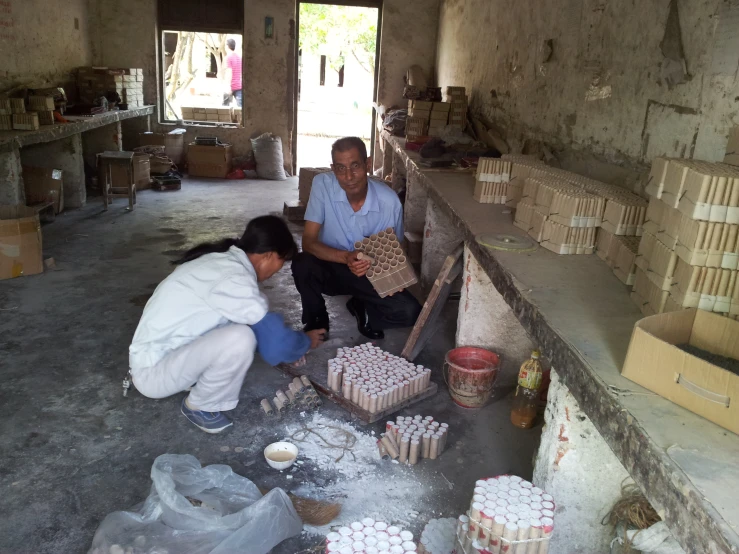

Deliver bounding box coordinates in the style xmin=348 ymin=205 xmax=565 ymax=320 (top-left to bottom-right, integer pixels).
xmin=305 ymin=172 xmax=404 ymax=251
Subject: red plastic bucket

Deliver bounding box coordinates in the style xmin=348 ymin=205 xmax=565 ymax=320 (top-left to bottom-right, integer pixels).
xmin=444 ymin=347 xmax=500 ymax=408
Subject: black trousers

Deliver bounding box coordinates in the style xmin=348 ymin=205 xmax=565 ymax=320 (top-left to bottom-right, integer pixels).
xmin=291 ymin=252 xmax=422 ymax=330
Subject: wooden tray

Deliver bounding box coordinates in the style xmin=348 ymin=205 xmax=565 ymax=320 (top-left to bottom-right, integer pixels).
xmin=275 ymin=358 xmax=438 ymax=424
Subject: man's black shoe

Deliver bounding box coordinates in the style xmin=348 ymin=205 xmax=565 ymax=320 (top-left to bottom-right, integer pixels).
xmin=346 ymin=298 xmax=384 ymax=340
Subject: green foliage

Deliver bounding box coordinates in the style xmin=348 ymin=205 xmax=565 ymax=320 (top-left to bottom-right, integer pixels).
xmin=299 ymin=4 xmax=377 ymax=74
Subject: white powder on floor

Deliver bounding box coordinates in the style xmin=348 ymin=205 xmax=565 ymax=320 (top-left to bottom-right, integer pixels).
xmin=283 ymin=413 xmax=430 ymax=536
xmin=283 ymin=413 xmax=380 ymax=478
xmin=420 ymin=517 xmax=458 ymax=554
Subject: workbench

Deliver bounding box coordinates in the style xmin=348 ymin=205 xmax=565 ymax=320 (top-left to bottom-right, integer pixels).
xmin=381 ymin=132 xmax=739 ymax=554
xmin=0 ymin=106 xmax=155 ymax=208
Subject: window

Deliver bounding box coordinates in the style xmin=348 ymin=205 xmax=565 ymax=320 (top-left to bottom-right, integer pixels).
xmin=158 ymin=0 xmax=243 ymax=125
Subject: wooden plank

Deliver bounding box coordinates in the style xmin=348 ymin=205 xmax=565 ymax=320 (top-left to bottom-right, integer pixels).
xmin=275 ymin=361 xmax=438 ymax=424
xmin=401 ymin=244 xmax=463 ymax=360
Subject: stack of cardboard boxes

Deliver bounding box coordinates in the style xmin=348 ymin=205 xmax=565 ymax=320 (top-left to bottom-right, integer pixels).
xmin=514 ymin=177 xmax=603 ymax=255
xmin=445 ymin=86 xmax=467 ymax=127
xmin=28 ymin=96 xmax=55 ymax=126
xmin=1 ymin=97 xmax=41 ymax=131
xmin=406 ymin=100 xmax=451 ymax=139
xmin=77 ymin=67 xmax=145 ymax=107
xmin=632 ymin=156 xmax=739 ymax=317
xmin=510 ymin=162 xmax=644 ymax=265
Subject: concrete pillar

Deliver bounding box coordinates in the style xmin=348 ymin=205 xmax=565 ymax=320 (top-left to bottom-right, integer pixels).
xmin=381 ymin=137 xmax=393 ymax=179
xmin=391 ymin=149 xmax=406 ymax=193
xmin=456 ymin=245 xmax=535 ymax=385
xmin=404 ymin=166 xmax=429 ymax=235
xmin=420 ymin=198 xmax=463 ymax=291
xmin=0 ymin=147 xmax=25 ymax=205
xmin=21 ymin=134 xmax=86 ymax=208
xmin=82 ymin=121 xmax=122 ymax=169
xmin=533 ymin=369 xmax=630 ymax=553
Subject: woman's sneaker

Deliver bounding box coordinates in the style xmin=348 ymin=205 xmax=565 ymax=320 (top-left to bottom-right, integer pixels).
xmin=181 ymin=398 xmax=233 ymax=433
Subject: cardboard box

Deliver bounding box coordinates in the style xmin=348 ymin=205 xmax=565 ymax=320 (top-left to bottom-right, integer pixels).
xmin=298 ymin=167 xmax=332 ymax=204
xmin=408 ymin=108 xmax=430 ymax=119
xmin=9 ymin=98 xmax=25 ymax=114
xmin=631 ymin=267 xmax=668 ymax=316
xmin=622 ymin=308 xmax=739 ymax=434
xmin=0 ymin=205 xmax=43 ymax=280
xmin=410 ymin=100 xmax=433 ymax=110
xmin=0 ymin=97 xmax=11 ymax=115
xmin=22 ymin=166 xmax=64 ymax=214
xmin=187 ymin=143 xmax=233 ymax=178
xmin=0 ymin=114 xmax=11 ymax=130
xmin=13 ymin=112 xmax=39 ymax=131
xmin=28 ymin=96 xmax=55 ymax=111
xmin=139 ymin=132 xmax=184 ymax=165
xmin=35 ymin=110 xmax=54 ymax=126
xmin=104 ymin=153 xmax=151 ymax=190
xmin=132 ymin=154 xmax=151 ymax=189
xmin=283 ymin=200 xmax=306 ymax=222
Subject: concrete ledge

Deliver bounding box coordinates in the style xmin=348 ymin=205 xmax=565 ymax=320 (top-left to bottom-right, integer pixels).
xmin=383 ymin=133 xmax=739 ymax=554
xmin=0 ymin=106 xmax=154 ymax=152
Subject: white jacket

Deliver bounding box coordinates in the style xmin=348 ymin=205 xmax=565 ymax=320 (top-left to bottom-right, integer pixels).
xmin=129 ymin=246 xmax=269 ymax=370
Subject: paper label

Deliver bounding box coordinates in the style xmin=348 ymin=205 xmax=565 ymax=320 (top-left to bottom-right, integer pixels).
xmin=518 ymin=368 xmax=542 ymax=389
xmin=726 ymin=206 xmax=739 ymax=224
xmin=709 ymin=204 xmax=728 ymax=223
xmin=721 ymin=252 xmax=739 ymax=270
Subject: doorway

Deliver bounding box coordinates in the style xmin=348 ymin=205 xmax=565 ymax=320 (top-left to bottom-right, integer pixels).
xmin=296 ymin=2 xmax=380 ymax=171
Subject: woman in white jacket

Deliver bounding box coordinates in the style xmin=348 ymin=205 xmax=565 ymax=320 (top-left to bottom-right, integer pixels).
xmin=129 ymin=215 xmax=325 ymax=433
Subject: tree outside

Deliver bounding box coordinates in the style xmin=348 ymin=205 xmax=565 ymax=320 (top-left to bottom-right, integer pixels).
xmin=163 ymin=31 xmax=242 ymax=120
xmin=297 ymin=5 xmax=378 ymax=169
xmin=299 ymin=4 xmax=377 ymax=78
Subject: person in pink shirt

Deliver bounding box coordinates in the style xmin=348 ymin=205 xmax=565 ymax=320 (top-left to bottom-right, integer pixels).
xmin=223 ymin=38 xmax=242 ymax=107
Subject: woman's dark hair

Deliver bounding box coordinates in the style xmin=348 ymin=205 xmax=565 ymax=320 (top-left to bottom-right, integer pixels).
xmin=172 ymin=215 xmax=298 ymax=265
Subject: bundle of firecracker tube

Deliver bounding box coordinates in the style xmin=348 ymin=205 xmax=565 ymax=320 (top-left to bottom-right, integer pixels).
xmin=327 ymin=344 xmax=433 ymax=413
xmin=454 ymin=475 xmax=555 ymax=554
xmin=322 ymin=476 xmax=555 ymax=553
xmin=377 ymin=415 xmax=449 ymax=464
xmin=325 ymin=519 xmax=418 ymax=553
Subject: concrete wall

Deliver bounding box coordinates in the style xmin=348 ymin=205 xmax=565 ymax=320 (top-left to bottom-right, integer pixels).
xmin=88 ymin=0 xmax=441 ymax=169
xmin=377 ymin=0 xmax=440 ymax=109
xmin=0 ymin=0 xmax=92 ymax=91
xmin=436 ymin=0 xmax=739 ymax=189
xmin=87 ymin=0 xmax=297 ymax=166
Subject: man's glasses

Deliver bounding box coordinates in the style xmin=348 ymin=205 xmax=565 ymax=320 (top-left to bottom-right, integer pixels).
xmin=333 ymin=162 xmax=365 ymax=175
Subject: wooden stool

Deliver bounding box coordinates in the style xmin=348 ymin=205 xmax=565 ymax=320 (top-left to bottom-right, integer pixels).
xmin=98 ymin=151 xmax=136 ymax=211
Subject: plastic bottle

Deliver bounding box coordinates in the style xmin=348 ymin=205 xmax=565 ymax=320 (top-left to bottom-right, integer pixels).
xmin=510 ymin=350 xmax=543 ymax=429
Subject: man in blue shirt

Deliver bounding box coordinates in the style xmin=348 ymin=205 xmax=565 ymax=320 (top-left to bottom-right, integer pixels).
xmin=291 ymin=137 xmax=422 ymax=339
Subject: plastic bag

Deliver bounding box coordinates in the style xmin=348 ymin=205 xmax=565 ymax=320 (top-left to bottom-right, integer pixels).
xmin=627 ymin=522 xmax=685 ymax=554
xmin=250 ymin=133 xmax=287 ymax=181
xmin=88 ymin=454 xmax=302 ymax=554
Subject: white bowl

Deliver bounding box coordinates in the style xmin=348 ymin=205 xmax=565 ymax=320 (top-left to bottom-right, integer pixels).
xmin=263 ymin=441 xmax=299 ymax=470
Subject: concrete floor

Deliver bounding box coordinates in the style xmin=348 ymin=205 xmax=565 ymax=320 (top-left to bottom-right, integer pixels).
xmin=0 ymin=177 xmax=540 ymax=553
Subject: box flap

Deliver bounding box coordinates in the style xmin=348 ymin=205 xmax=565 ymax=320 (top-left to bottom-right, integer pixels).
xmin=634 ymin=308 xmax=696 ymax=345
xmin=691 ymin=309 xmax=739 ymax=361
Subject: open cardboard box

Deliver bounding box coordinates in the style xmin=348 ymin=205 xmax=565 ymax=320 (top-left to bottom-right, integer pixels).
xmin=188 ymin=143 xmax=232 ymax=178
xmin=622 ymin=308 xmax=739 ymax=434
xmin=0 ymin=205 xmax=43 ymax=280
